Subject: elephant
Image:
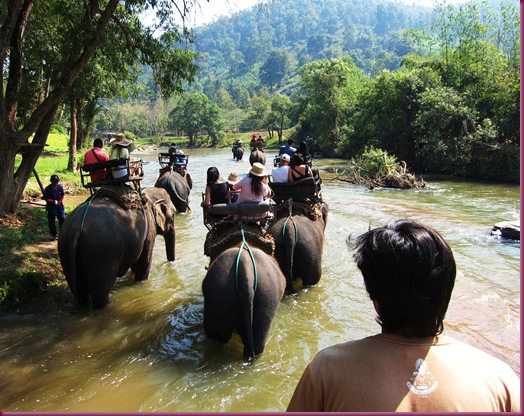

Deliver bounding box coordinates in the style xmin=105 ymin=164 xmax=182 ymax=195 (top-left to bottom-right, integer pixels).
xmin=266 ymin=201 xmax=328 ymax=292
xmin=155 ymin=168 xmax=192 ymax=213
xmin=202 ymin=232 xmax=286 ymax=359
xmin=232 ymin=146 xmax=244 ymax=161
xmin=249 ymin=148 xmax=266 ymax=166
xmin=58 ymin=185 xmax=176 ymax=309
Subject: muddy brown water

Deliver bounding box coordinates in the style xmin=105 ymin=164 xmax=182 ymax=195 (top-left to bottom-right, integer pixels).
xmin=0 ymin=148 xmax=519 ymax=411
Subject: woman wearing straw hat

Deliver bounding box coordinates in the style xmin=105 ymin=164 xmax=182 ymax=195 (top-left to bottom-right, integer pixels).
xmin=109 ymin=133 xmax=132 ymax=179
xmin=232 ymin=162 xmax=269 ymax=204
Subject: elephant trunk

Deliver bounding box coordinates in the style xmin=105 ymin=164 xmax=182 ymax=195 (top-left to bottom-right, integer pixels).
xmin=164 ymin=228 xmax=176 ymax=261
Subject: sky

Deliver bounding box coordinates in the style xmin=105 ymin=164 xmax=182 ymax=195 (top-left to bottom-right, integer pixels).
xmin=191 ymin=0 xmax=468 ymax=27
xmin=191 ymin=0 xmax=261 ymax=26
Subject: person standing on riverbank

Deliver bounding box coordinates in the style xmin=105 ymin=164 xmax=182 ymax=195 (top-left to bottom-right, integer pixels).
xmin=43 ymin=175 xmax=65 ymax=241
xmin=287 ymin=219 xmax=520 ymax=412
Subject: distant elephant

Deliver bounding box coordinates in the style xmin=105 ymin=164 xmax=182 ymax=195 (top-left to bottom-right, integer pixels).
xmin=232 ymin=146 xmax=244 ymax=161
xmin=267 ymin=201 xmax=328 ymax=291
xmin=202 ymin=239 xmax=286 ymax=359
xmin=58 ymin=186 xmax=176 ymax=309
xmin=155 ymin=168 xmax=192 ymax=213
xmin=249 ymin=148 xmax=266 ymax=166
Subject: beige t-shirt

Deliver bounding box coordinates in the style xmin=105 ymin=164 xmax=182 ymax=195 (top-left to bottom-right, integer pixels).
xmin=287 ymin=333 xmax=520 ymax=412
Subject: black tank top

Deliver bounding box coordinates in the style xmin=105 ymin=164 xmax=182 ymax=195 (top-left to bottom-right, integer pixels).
xmin=210 ymin=182 xmax=229 ymax=204
xmin=291 ymin=165 xmax=310 ymax=181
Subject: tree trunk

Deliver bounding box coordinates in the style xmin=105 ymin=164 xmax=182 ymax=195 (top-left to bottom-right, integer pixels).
xmin=67 ymin=95 xmax=78 ymax=172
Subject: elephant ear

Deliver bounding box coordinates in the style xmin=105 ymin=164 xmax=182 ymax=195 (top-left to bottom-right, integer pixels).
xmin=185 ymin=172 xmax=193 ymax=190
xmin=151 ymin=198 xmax=170 ymax=234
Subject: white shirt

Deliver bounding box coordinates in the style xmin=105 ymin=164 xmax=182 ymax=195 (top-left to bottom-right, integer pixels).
xmin=271 ymin=166 xmax=290 ymax=183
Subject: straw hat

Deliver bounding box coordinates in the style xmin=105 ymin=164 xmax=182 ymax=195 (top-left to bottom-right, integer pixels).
xmin=109 ymin=133 xmax=132 ymax=147
xmin=227 ymin=172 xmax=239 ymax=184
xmin=249 ymin=162 xmax=267 ymax=177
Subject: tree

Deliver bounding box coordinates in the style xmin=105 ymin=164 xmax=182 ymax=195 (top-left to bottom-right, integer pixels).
xmin=0 ymin=0 xmax=199 ymax=214
xmin=270 ymin=94 xmax=292 ymax=143
xmin=259 ymin=49 xmax=290 ymax=90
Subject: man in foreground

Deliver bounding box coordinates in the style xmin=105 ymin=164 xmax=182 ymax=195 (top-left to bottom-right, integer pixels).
xmin=287 ymin=219 xmax=520 ymax=412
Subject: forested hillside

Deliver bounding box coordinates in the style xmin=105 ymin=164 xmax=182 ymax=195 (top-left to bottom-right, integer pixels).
xmin=191 ymin=0 xmax=431 ymax=97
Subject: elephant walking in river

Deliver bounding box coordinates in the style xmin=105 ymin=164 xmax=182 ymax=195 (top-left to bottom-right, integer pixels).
xmin=155 ymin=168 xmax=192 ymax=213
xmin=267 ymin=201 xmax=328 ymax=291
xmin=232 ymin=146 xmax=244 ymax=161
xmin=249 ymin=149 xmax=266 ymax=166
xmin=202 ymin=231 xmax=285 ymax=359
xmin=58 ymin=186 xmax=176 ymax=309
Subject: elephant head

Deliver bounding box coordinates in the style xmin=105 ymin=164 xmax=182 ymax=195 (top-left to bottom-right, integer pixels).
xmin=267 ymin=201 xmax=329 ymax=291
xmin=58 ymin=185 xmax=176 ymax=309
xmin=202 ymin=241 xmax=285 ymax=359
xmin=155 ymin=169 xmax=192 ymax=213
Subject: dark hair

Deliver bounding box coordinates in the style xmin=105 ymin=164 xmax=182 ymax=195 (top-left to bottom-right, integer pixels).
xmin=298 ymin=141 xmax=309 ymax=155
xmin=93 ymin=138 xmax=103 ymax=148
xmin=287 ymin=139 xmax=294 ymax=145
xmin=248 ymin=173 xmax=265 ymax=196
xmin=349 ymin=219 xmax=456 ymax=338
xmin=292 ymin=152 xmax=305 ymax=166
xmin=50 ymin=174 xmax=59 ymax=183
xmin=206 ymin=167 xmax=220 ymax=186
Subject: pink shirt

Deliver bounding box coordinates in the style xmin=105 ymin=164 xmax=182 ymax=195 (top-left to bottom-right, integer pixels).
xmin=233 ymin=176 xmax=269 ymax=203
xmin=84 ymin=147 xmax=110 ymax=182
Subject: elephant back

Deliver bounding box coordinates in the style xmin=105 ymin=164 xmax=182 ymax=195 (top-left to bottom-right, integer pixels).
xmin=204 ymin=225 xmax=275 ymax=262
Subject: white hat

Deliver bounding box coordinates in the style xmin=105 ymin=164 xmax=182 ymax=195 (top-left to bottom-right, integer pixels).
xmin=280 ymin=153 xmax=290 ymax=162
xmin=249 ymin=162 xmax=267 ymax=177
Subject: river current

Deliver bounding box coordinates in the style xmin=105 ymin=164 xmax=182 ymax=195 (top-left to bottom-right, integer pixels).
xmin=0 ymin=147 xmax=520 ymax=411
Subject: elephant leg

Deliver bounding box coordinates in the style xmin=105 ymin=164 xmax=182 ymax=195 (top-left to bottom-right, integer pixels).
xmin=203 ymin=303 xmax=235 ymax=344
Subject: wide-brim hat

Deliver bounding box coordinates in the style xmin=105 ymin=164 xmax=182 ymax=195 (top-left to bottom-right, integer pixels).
xmin=109 ymin=134 xmax=132 ymax=147
xmin=227 ymin=172 xmax=239 ymax=184
xmin=249 ymin=162 xmax=267 ymax=177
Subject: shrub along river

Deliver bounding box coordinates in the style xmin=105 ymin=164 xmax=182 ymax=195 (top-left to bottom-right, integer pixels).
xmin=0 ymin=147 xmax=519 ymax=412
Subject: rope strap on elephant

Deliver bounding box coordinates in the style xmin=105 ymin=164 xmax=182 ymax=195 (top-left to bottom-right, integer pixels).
xmin=235 ymin=226 xmax=258 ymax=295
xmin=204 ymin=224 xmax=275 ymax=262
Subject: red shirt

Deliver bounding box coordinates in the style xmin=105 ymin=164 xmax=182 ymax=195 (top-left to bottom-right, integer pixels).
xmin=84 ymin=147 xmax=109 ymax=182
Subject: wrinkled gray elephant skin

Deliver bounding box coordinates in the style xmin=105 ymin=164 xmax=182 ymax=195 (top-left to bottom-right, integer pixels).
xmin=155 ymin=170 xmax=192 ymax=213
xmin=267 ymin=202 xmax=328 ymax=291
xmin=249 ymin=149 xmax=266 ymax=166
xmin=202 ymin=245 xmax=285 ymax=359
xmin=58 ymin=187 xmax=176 ymax=309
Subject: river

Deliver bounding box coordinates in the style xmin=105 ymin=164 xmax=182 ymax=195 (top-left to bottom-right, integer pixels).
xmin=0 ymin=147 xmax=520 ymax=412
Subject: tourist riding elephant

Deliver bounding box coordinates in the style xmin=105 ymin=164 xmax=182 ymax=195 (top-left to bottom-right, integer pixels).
xmin=202 ymin=242 xmax=286 ymax=359
xmin=267 ymin=201 xmax=328 ymax=291
xmin=232 ymin=146 xmax=244 ymax=161
xmin=249 ymin=148 xmax=266 ymax=166
xmin=155 ymin=169 xmax=192 ymax=213
xmin=58 ymin=186 xmax=176 ymax=309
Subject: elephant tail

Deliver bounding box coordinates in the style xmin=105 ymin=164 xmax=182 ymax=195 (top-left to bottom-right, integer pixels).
xmin=283 ymin=216 xmax=298 ymax=291
xmin=236 ymin=244 xmax=257 ymax=359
